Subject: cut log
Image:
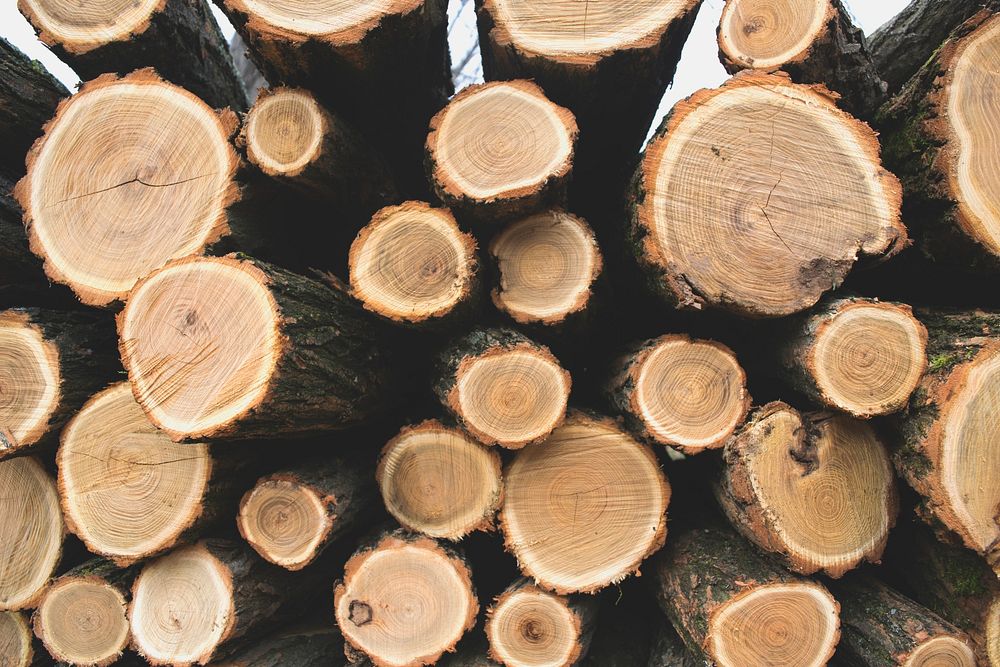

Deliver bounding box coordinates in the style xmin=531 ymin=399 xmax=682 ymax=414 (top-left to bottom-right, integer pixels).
xmin=650 ymin=521 xmax=841 ymax=666
xmin=426 ymin=81 xmax=578 ymax=224
xmin=606 ymin=334 xmax=750 ymax=455
xmin=118 ymin=254 xmax=390 ymax=442
xmin=32 ymin=558 xmax=139 ymax=667
xmin=500 ymin=412 xmax=670 ymax=594
xmin=58 ymin=383 xmax=257 ymax=564
xmin=0 ymin=611 xmax=35 ymax=667
xmin=489 ymin=209 xmax=602 ymax=327
xmin=0 ymin=456 xmax=64 ymax=611
xmin=892 ymin=309 xmax=1000 ymax=567
xmin=237 ymin=455 xmax=376 ymax=571
xmin=485 ymin=578 xmax=597 ymax=667
xmin=13 ymin=70 xmax=241 ymax=307
xmin=0 ymin=308 xmax=118 ymax=459
xmin=717 ymin=0 xmax=886 ymax=118
xmin=716 ymin=403 xmax=897 ymax=577
xmin=349 ymin=202 xmax=480 ymax=328
xmin=16 ymin=0 xmax=247 ymax=111
xmin=877 ymin=9 xmax=1000 ymax=273
xmin=376 ymin=420 xmax=502 ymax=540
xmin=433 ymin=329 xmax=570 ymax=450
xmin=629 ymin=70 xmax=906 ymax=317
xmin=773 ymin=296 xmax=927 ymax=418
xmin=334 ymin=530 xmax=478 ymax=667
xmin=212 ymin=625 xmax=349 ymax=667
xmin=831 ymin=575 xmax=977 ymax=667
xmin=129 ymin=538 xmax=325 ymax=665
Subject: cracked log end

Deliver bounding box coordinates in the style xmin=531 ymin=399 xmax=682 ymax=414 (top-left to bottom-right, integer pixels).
xmin=243 ymin=87 xmax=325 ymax=177
xmin=334 ymin=532 xmax=477 ymax=667
xmin=0 ymin=310 xmax=60 ymax=454
xmin=34 ymin=576 xmax=129 ymax=667
xmin=718 ymin=0 xmax=832 ymax=71
xmin=0 ymin=457 xmax=63 ymax=611
xmin=14 ymin=70 xmax=238 ymax=307
xmin=633 ymin=70 xmax=905 ymax=317
xmin=718 ymin=403 xmax=897 ymax=577
xmin=0 ymin=611 xmax=33 ymax=667
xmin=237 ymin=478 xmax=332 ymax=571
xmin=59 ymin=383 xmax=211 ymax=563
xmin=376 ymin=420 xmax=503 ymax=540
xmin=500 ymin=412 xmax=670 ymax=594
xmin=17 ymin=0 xmax=162 ymax=52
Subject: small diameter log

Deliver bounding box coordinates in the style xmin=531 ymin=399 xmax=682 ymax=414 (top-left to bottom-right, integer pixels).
xmin=349 ymin=202 xmax=480 ymax=328
xmin=775 ymin=297 xmax=928 ymax=418
xmin=32 ymin=558 xmax=139 ymax=667
xmin=212 ymin=625 xmax=348 ymax=667
xmin=878 ymin=9 xmax=1000 ymax=273
xmin=501 ymin=412 xmax=670 ymax=594
xmin=0 ymin=612 xmax=35 ymax=667
xmin=486 ymin=578 xmax=597 ymax=667
xmin=58 ymin=383 xmax=256 ymax=564
xmin=717 ymin=0 xmax=886 ymax=118
xmin=0 ymin=457 xmax=64 ymax=611
xmin=16 ymin=0 xmax=247 ymax=111
xmin=629 ymin=70 xmax=906 ymax=318
xmin=237 ymin=455 xmax=376 ymax=571
xmin=433 ymin=329 xmax=570 ymax=450
xmin=334 ymin=530 xmax=478 ymax=667
xmin=129 ymin=538 xmax=325 ymax=665
xmin=376 ymin=421 xmax=503 ymax=540
xmin=716 ymin=403 xmax=897 ymax=577
xmin=606 ymin=334 xmax=750 ymax=455
xmin=118 ymin=254 xmax=390 ymax=442
xmin=650 ymin=521 xmax=841 ymax=666
xmin=893 ymin=309 xmax=1000 ymax=566
xmin=0 ymin=308 xmax=118 ymax=458
xmin=13 ymin=70 xmax=241 ymax=307
xmin=426 ymin=81 xmax=578 ymax=224
xmin=489 ymin=209 xmax=602 ymax=327
xmin=831 ymin=576 xmax=977 ymax=667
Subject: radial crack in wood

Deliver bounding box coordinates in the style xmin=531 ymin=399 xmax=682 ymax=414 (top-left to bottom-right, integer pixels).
xmin=0 ymin=611 xmax=34 ymax=667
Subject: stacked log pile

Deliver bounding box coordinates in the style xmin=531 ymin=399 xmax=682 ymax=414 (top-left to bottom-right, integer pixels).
xmin=0 ymin=0 xmax=998 ymax=665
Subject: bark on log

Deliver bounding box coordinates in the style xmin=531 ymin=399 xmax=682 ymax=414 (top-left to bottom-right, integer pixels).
xmin=500 ymin=412 xmax=670 ymax=594
xmin=334 ymin=530 xmax=478 ymax=667
xmin=716 ymin=403 xmax=898 ymax=577
xmin=772 ymin=296 xmax=927 ymax=418
xmin=211 ymin=625 xmax=349 ymax=667
xmin=17 ymin=0 xmax=247 ymax=111
xmin=0 ymin=308 xmax=118 ymax=458
xmin=0 ymin=456 xmax=64 ymax=611
xmin=433 ymin=328 xmax=570 ymax=450
xmin=426 ymin=80 xmax=578 ymax=225
xmin=0 ymin=611 xmax=37 ymax=667
xmin=376 ymin=420 xmax=502 ymax=540
xmin=830 ymin=575 xmax=977 ymax=666
xmin=606 ymin=334 xmax=750 ymax=455
xmin=649 ymin=521 xmax=841 ymax=666
xmin=237 ymin=454 xmax=377 ymax=571
xmin=118 ymin=254 xmax=391 ymax=442
xmin=892 ymin=309 xmax=1000 ymax=567
xmin=877 ymin=8 xmax=1000 ymax=273
xmin=629 ymin=70 xmax=906 ymax=317
xmin=485 ymin=578 xmax=597 ymax=667
xmin=129 ymin=538 xmax=327 ymax=665
xmin=717 ymin=0 xmax=887 ymax=119
xmin=58 ymin=383 xmax=259 ymax=565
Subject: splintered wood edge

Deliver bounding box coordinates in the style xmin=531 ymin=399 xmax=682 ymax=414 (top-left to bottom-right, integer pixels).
xmin=13 ymin=69 xmax=241 ymax=308
xmin=16 ymin=0 xmax=167 ymax=54
xmin=240 ymin=87 xmax=327 ymax=178
xmin=34 ymin=576 xmax=130 ymax=666
xmin=0 ymin=309 xmax=62 ymax=450
xmin=717 ymin=0 xmax=835 ymax=71
xmin=426 ymin=80 xmax=578 ymax=204
xmin=485 ymin=583 xmax=585 ymax=667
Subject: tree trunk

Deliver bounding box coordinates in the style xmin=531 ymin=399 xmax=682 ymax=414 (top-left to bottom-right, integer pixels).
xmin=426 ymin=80 xmax=578 ymax=225
xmin=877 ymin=8 xmax=1000 ymax=273
xmin=0 ymin=308 xmax=118 ymax=458
xmin=830 ymin=575 xmax=977 ymax=666
xmin=334 ymin=530 xmax=478 ymax=667
xmin=17 ymin=0 xmax=247 ymax=111
xmin=433 ymin=328 xmax=570 ymax=450
xmin=118 ymin=254 xmax=392 ymax=442
xmin=211 ymin=625 xmax=350 ymax=667
xmin=606 ymin=334 xmax=750 ymax=455
xmin=718 ymin=0 xmax=886 ymax=119
xmin=649 ymin=520 xmax=841 ymax=666
xmin=628 ymin=70 xmax=906 ymax=318
xmin=770 ymin=296 xmax=927 ymax=418
xmin=238 ymin=454 xmax=377 ymax=571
